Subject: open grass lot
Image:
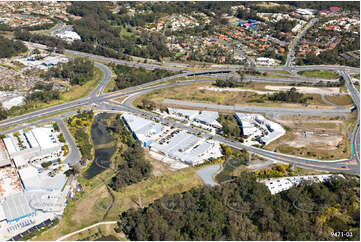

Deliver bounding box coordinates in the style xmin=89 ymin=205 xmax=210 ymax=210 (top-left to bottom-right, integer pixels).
xmin=264 ymin=114 xmax=354 ymax=160
xmin=324 ymin=95 xmax=354 ymax=105
xmin=34 ymin=167 xmax=202 ymax=241
xmin=136 ymin=81 xmax=349 ymax=109
xmin=64 ymin=223 xmax=127 ymax=241
xmin=297 ymin=70 xmax=341 ymax=79
xmin=8 ymin=66 xmax=103 ymax=118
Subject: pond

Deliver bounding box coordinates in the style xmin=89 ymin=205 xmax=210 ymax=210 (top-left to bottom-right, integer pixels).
xmin=85 ymin=113 xmax=116 ymax=179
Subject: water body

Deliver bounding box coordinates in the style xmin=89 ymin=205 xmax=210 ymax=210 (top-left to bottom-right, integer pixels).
xmin=196 ymin=164 xmax=222 ymax=186
xmin=85 ymin=113 xmax=116 ymax=179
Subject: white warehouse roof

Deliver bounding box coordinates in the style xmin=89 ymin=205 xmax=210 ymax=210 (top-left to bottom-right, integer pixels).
xmin=31 ymin=127 xmax=60 ymax=150
xmin=195 ymin=111 xmax=219 ymax=124
xmin=122 ymin=113 xmax=162 ymax=146
xmin=167 ymin=108 xmax=199 ymax=119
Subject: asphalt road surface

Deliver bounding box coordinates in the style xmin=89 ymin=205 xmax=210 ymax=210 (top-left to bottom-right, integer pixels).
xmin=163 ymin=99 xmax=351 ymax=116
xmin=286 ymin=18 xmax=318 ymax=67
xmin=98 ymin=102 xmax=359 ymax=175
xmin=1 ymin=43 xmax=359 ymax=174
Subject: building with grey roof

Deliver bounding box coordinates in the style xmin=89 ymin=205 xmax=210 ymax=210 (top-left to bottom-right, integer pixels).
xmin=151 ymin=130 xmax=222 ymax=166
xmin=18 ymin=166 xmax=67 ymax=192
xmin=3 ymin=127 xmax=62 ymax=169
xmin=194 ymin=111 xmax=222 ymax=128
xmin=234 ymin=113 xmax=285 ymax=145
xmin=1 ymin=192 xmax=35 ymax=223
xmin=122 ymin=113 xmax=162 ymax=147
xmin=167 ymin=108 xmax=199 ymax=120
xmin=260 ymin=174 xmax=343 ymax=194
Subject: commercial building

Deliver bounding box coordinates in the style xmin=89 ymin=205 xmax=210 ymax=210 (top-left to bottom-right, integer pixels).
xmin=122 ymin=112 xmax=223 ymax=166
xmin=151 ymin=130 xmax=222 ymax=166
xmin=55 ymin=31 xmax=81 ymax=42
xmin=18 ymin=166 xmax=67 ymax=192
xmin=167 ymin=108 xmax=199 ymax=120
xmin=3 ymin=127 xmax=62 ymax=169
xmin=235 ymin=113 xmax=285 ymax=145
xmin=0 ymin=192 xmax=35 ymax=223
xmin=260 ymin=174 xmax=343 ymax=194
xmin=122 ymin=113 xmax=163 ymax=147
xmin=295 ymin=8 xmax=316 ymax=16
xmin=194 ymin=111 xmax=222 ymax=128
xmin=256 ymin=57 xmax=278 ymax=66
xmin=167 ymin=108 xmax=222 ymax=129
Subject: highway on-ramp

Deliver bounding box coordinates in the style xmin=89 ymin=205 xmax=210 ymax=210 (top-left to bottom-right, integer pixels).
xmin=0 ymin=47 xmax=359 ymax=175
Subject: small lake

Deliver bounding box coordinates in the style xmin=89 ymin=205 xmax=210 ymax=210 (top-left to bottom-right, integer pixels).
xmin=85 ymin=113 xmax=116 ymax=179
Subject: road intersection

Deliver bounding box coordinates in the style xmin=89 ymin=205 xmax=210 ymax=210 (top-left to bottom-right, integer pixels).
xmin=0 ymin=46 xmax=359 ymax=175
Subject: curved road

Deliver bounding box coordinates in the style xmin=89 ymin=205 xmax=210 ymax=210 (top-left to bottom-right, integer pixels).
xmin=0 ymin=47 xmax=359 ymax=175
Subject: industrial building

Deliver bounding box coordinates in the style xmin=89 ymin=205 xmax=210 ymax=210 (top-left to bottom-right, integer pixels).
xmin=151 ymin=130 xmax=222 ymax=166
xmin=260 ymin=174 xmax=343 ymax=194
xmin=122 ymin=112 xmax=223 ymax=166
xmin=235 ymin=113 xmax=285 ymax=145
xmin=3 ymin=127 xmax=63 ymax=169
xmin=167 ymin=108 xmax=222 ymax=129
xmin=0 ymin=192 xmax=36 ymax=223
xmin=167 ymin=107 xmax=199 ymax=120
xmin=18 ymin=166 xmax=67 ymax=192
xmin=15 ymin=55 xmax=68 ymax=72
xmin=234 ymin=113 xmax=262 ymax=137
xmin=122 ymin=113 xmax=163 ymax=147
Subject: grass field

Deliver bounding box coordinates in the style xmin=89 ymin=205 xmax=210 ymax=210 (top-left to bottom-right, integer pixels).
xmin=324 ymin=95 xmax=354 ymax=105
xmin=64 ymin=223 xmax=127 ymax=241
xmin=35 ymin=167 xmax=202 ymax=241
xmin=35 ymin=114 xmax=203 ymax=240
xmin=298 ymin=70 xmax=341 ymax=79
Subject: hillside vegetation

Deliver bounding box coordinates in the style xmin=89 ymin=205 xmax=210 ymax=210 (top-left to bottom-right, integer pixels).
xmin=117 ymin=173 xmax=360 ymax=241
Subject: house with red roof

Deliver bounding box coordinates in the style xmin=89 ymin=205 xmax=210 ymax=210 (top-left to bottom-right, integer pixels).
xmin=329 ymin=7 xmax=342 ymax=12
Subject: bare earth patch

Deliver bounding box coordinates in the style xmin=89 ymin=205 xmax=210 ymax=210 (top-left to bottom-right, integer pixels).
xmin=264 ymin=85 xmax=343 ymax=95
xmin=284 ymin=132 xmax=343 ymax=149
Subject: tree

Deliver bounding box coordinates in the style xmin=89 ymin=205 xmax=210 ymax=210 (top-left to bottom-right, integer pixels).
xmin=141 ymin=98 xmax=156 ymax=111
xmin=53 ymin=123 xmax=60 ymax=131
xmin=0 ymin=36 xmax=28 ymax=58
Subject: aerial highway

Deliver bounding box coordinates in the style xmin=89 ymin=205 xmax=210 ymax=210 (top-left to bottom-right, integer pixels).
xmin=24 ymin=41 xmax=360 ymax=74
xmin=0 ymin=45 xmax=359 ymax=175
